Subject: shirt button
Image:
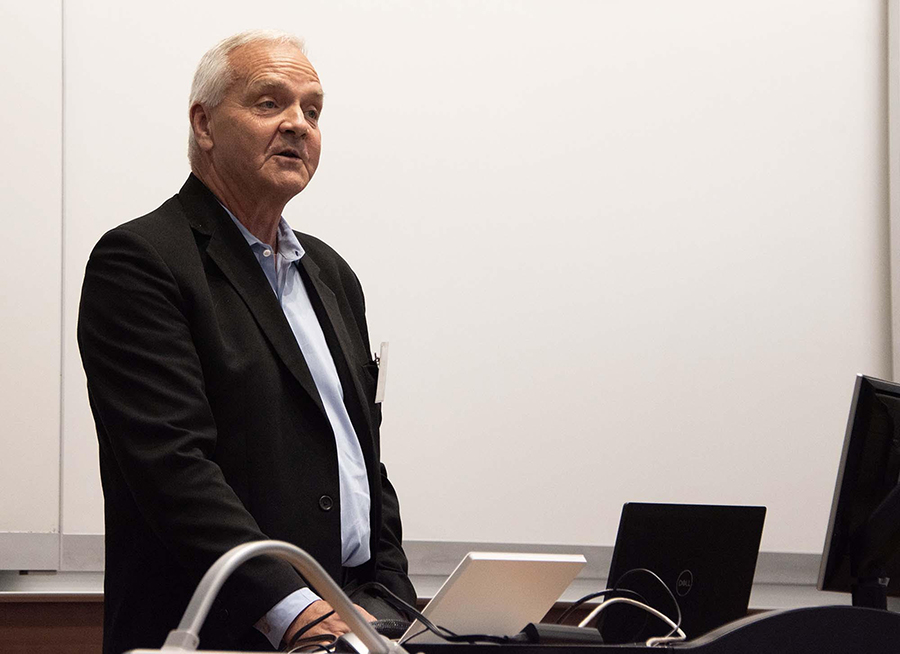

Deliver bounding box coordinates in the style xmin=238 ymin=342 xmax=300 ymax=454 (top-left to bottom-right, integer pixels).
xmin=262 ymin=249 xmax=272 ymax=257
xmin=318 ymin=495 xmax=334 ymax=512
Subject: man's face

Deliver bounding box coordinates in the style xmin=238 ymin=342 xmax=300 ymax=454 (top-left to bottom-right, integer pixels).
xmin=204 ymin=41 xmax=323 ymax=201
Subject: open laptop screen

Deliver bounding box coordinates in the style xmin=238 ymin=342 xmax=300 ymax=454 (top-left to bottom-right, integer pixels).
xmin=600 ymin=503 xmax=765 ymax=643
xmin=402 ymin=551 xmax=585 ymax=644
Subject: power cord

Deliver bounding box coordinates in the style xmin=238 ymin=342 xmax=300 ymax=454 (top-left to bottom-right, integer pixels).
xmin=346 ymin=582 xmax=456 ymax=642
xmin=612 ymin=568 xmax=683 ymax=638
xmin=349 ymin=582 xmax=525 ymax=646
xmin=556 ymin=587 xmax=648 ymax=625
xmin=578 ymin=597 xmax=685 ymax=646
xmin=576 ymin=568 xmax=685 ymax=647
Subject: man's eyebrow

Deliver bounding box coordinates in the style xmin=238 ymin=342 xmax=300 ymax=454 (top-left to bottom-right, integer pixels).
xmin=246 ymin=78 xmax=325 ymax=102
xmin=246 ymin=78 xmax=287 ymax=94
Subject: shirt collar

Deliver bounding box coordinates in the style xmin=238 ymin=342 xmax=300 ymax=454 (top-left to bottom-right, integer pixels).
xmin=219 ymin=202 xmax=305 ymax=263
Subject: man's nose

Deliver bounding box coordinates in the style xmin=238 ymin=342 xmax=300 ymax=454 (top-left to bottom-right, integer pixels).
xmin=279 ymin=105 xmax=309 ymax=136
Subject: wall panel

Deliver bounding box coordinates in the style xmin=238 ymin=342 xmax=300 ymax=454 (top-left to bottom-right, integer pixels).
xmin=48 ymin=0 xmax=895 ymax=565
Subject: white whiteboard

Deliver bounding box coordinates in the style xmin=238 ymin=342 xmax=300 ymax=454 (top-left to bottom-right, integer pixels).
xmin=45 ymin=0 xmax=894 ymax=565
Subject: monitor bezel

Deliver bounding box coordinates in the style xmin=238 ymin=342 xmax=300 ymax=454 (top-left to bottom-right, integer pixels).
xmin=817 ymin=373 xmax=900 ymax=596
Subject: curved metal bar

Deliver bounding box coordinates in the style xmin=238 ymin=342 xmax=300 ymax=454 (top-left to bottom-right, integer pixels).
xmin=161 ymin=540 xmax=402 ymax=654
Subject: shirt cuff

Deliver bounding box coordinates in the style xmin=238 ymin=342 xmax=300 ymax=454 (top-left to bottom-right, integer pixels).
xmin=254 ymin=587 xmax=321 ymax=649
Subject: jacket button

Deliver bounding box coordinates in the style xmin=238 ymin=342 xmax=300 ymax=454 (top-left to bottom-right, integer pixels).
xmin=318 ymin=495 xmax=334 ymax=511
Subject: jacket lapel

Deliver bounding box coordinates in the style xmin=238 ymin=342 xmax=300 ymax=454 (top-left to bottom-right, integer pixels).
xmin=298 ymin=253 xmax=376 ymax=450
xmin=177 ymin=175 xmax=328 ymax=421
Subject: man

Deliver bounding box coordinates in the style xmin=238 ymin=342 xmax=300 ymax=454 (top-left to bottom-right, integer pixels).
xmin=78 ymin=30 xmax=416 ymax=653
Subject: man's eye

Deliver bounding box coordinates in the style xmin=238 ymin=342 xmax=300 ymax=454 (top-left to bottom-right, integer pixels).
xmin=306 ymin=108 xmax=320 ymax=121
xmin=259 ymin=100 xmax=277 ymax=109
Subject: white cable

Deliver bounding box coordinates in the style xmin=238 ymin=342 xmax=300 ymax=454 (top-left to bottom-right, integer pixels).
xmin=578 ymin=596 xmax=686 ymax=646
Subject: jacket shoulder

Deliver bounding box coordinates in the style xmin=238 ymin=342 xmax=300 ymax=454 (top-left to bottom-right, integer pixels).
xmin=296 ymin=231 xmax=348 ymax=268
xmin=88 ymin=195 xmax=198 ymax=266
xmin=295 ymin=231 xmax=367 ymax=312
xmin=297 ymin=231 xmax=361 ymax=281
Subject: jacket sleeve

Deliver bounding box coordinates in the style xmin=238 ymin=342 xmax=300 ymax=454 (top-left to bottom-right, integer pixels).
xmin=374 ymin=463 xmax=418 ymax=606
xmin=78 ymin=226 xmax=305 ymax=636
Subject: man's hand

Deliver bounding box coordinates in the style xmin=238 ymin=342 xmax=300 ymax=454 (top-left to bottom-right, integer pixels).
xmin=283 ymin=600 xmax=376 ymax=648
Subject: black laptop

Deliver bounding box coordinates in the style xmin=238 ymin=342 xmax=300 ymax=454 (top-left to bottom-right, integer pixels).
xmin=599 ymin=503 xmax=766 ymax=644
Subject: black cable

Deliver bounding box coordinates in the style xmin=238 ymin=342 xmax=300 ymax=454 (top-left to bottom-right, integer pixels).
xmin=283 ymin=581 xmax=467 ymax=652
xmin=347 ymin=582 xmax=457 ymax=643
xmin=612 ymin=568 xmax=682 ymax=639
xmin=440 ymin=634 xmax=518 ymax=644
xmin=347 ymin=581 xmax=559 ymax=646
xmin=397 ymin=621 xmax=459 ymax=645
xmin=397 ymin=625 xmax=517 ymax=646
xmin=347 ymin=582 xmax=420 ymax=621
xmin=557 ymin=589 xmax=612 ymax=624
xmin=283 ymin=610 xmax=335 ymax=651
xmin=403 ymin=627 xmax=525 ymax=645
xmin=400 ymin=626 xmax=431 ymax=644
xmin=349 ymin=583 xmax=518 ymax=645
xmin=285 ymin=636 xmax=335 ymax=653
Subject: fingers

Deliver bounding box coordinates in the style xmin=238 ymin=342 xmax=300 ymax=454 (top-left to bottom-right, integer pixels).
xmin=305 ymin=612 xmax=351 ymax=638
xmin=353 ymin=603 xmax=377 ymax=622
xmin=283 ymin=600 xmax=344 ymax=645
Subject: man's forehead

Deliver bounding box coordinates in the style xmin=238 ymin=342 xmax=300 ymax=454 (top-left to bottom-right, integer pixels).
xmin=229 ymin=41 xmax=322 ymax=91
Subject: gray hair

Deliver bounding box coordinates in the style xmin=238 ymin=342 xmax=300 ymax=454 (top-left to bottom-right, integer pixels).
xmin=188 ymin=29 xmax=307 ymax=166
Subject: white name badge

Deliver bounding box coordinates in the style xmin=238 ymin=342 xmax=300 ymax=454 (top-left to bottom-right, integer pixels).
xmin=374 ymin=341 xmax=389 ymax=404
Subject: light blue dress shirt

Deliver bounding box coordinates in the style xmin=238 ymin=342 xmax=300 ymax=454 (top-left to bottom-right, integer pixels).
xmin=222 ymin=209 xmax=372 ymax=648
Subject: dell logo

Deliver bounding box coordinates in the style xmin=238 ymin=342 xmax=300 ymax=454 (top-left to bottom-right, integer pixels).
xmin=676 ymin=570 xmax=693 ymax=596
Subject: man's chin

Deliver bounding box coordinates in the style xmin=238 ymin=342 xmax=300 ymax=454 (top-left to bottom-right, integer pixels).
xmin=267 ymin=174 xmax=310 ymax=199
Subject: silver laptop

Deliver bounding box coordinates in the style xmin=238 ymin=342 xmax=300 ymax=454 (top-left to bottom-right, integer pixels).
xmin=401 ymin=551 xmax=586 ymax=644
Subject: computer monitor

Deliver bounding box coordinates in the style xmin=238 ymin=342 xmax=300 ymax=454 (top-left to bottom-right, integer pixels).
xmin=818 ymin=374 xmax=900 ymax=609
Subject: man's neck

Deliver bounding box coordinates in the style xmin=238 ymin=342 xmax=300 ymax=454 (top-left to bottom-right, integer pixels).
xmin=193 ymin=165 xmax=285 ymax=246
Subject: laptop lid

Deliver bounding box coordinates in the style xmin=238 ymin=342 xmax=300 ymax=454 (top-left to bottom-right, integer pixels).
xmin=401 ymin=551 xmax=586 ymax=644
xmin=600 ymin=502 xmax=765 ymax=643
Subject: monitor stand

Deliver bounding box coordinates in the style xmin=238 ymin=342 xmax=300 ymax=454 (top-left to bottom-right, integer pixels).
xmin=852 ymin=575 xmax=889 ymax=610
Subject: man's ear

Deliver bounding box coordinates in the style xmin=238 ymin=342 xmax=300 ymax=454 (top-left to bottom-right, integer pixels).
xmin=190 ymin=103 xmax=214 ymax=152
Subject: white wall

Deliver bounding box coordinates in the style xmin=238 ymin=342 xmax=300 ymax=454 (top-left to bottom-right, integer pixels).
xmin=1 ymin=0 xmax=893 ymax=570
xmin=0 ymin=0 xmax=62 ymax=569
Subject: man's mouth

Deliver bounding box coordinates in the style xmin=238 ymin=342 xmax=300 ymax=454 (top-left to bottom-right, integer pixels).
xmin=274 ymin=148 xmax=302 ymax=160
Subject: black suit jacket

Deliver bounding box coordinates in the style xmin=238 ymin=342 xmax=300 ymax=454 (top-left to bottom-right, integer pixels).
xmin=78 ymin=174 xmax=415 ymax=654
